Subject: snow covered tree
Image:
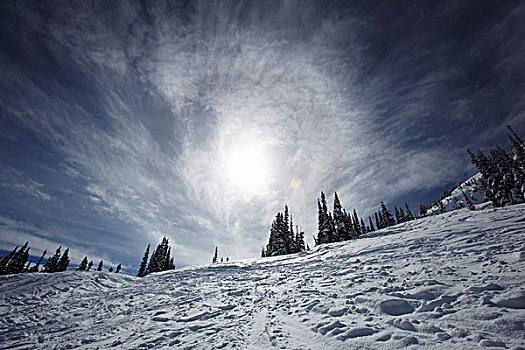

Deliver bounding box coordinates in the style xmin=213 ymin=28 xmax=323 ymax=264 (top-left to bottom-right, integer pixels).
xmin=43 ymin=246 xmax=61 ymax=273
xmin=332 ymin=192 xmax=348 ymax=241
xmin=56 ymin=248 xmax=70 ymax=272
xmin=97 ymin=260 xmax=103 ymax=271
xmin=265 ymin=206 xmax=304 ymax=256
xmin=78 ymin=257 xmax=88 ymax=271
xmin=137 ymin=244 xmax=150 ymax=277
xmin=87 ymin=261 xmax=93 ymax=271
xmin=115 ymin=264 xmax=122 ymax=273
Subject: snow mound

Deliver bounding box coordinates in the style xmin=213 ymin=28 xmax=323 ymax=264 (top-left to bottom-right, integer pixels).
xmin=1 ymin=204 xmax=524 ymax=349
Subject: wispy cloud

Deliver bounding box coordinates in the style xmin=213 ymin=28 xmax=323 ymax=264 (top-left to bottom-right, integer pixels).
xmin=0 ymin=1 xmax=523 ymax=267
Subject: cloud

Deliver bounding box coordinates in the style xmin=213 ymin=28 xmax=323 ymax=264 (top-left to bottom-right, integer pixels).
xmin=0 ymin=1 xmax=523 ymax=267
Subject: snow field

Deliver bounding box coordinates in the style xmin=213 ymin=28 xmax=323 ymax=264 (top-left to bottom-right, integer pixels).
xmin=0 ymin=204 xmax=524 ymax=349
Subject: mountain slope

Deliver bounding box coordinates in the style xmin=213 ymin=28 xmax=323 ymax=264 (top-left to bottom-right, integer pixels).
xmin=1 ymin=204 xmax=524 ymax=349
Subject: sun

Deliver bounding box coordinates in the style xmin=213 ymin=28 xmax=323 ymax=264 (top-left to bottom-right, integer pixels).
xmin=223 ymin=143 xmax=269 ymax=193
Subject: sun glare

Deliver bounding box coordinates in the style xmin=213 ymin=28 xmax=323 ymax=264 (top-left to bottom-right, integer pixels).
xmin=223 ymin=143 xmax=269 ymax=193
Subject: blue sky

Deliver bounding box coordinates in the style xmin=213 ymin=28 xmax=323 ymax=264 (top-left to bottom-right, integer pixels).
xmin=0 ymin=1 xmax=523 ymax=273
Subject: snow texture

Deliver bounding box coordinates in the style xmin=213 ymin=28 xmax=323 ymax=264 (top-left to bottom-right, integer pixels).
xmin=1 ymin=204 xmax=524 ymax=349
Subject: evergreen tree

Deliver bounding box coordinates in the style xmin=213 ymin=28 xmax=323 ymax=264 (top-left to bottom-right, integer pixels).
xmin=332 ymin=192 xmax=347 ymax=241
xmin=380 ymin=202 xmax=395 ymax=227
xmin=29 ymin=249 xmax=47 ymax=273
xmin=461 ymin=188 xmax=476 ymax=210
xmin=78 ymin=257 xmax=88 ymax=271
xmin=320 ymin=192 xmax=334 ymax=243
xmin=404 ymin=202 xmax=414 ymax=221
xmin=261 ymin=247 xmax=266 ymax=257
xmin=375 ymin=212 xmax=381 ymax=230
xmin=0 ymin=246 xmax=18 ymax=275
xmin=394 ymin=206 xmax=401 ymax=224
xmin=137 ymin=244 xmax=150 ymax=277
xmin=418 ymin=204 xmax=427 ymax=218
xmin=87 ymin=261 xmax=93 ymax=271
xmin=352 ymin=209 xmax=361 ymax=236
xmin=115 ymin=264 xmax=122 ymax=273
xmin=56 ymin=248 xmax=70 ymax=272
xmin=360 ymin=218 xmax=366 ymax=233
xmin=398 ymin=207 xmax=406 ymax=223
xmin=97 ymin=260 xmax=103 ymax=271
xmin=316 ymin=200 xmax=325 ymax=245
xmin=43 ymin=246 xmax=61 ymax=273
xmin=7 ymin=242 xmax=29 ymax=274
xmin=109 ymin=267 xmax=113 ymax=272
xmin=368 ymin=216 xmax=375 ymax=231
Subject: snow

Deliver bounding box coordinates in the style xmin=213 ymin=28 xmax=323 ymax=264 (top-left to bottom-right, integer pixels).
xmin=1 ymin=204 xmax=524 ymax=349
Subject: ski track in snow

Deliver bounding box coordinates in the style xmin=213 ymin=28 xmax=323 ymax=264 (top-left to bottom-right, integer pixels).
xmin=1 ymin=204 xmax=524 ymax=349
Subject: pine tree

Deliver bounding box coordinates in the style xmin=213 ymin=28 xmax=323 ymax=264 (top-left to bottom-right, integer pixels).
xmin=115 ymin=264 xmax=121 ymax=273
xmin=7 ymin=242 xmax=29 ymax=274
xmin=108 ymin=267 xmax=113 ymax=272
xmin=380 ymin=202 xmax=395 ymax=227
xmin=375 ymin=212 xmax=381 ymax=230
xmin=87 ymin=261 xmax=93 ymax=271
xmin=261 ymin=247 xmax=266 ymax=257
xmin=316 ymin=200 xmax=325 ymax=245
xmin=404 ymin=202 xmax=414 ymax=221
xmin=78 ymin=257 xmax=88 ymax=271
xmin=0 ymin=246 xmax=18 ymax=275
xmin=97 ymin=260 xmax=103 ymax=271
xmin=368 ymin=216 xmax=375 ymax=231
xmin=56 ymin=248 xmax=70 ymax=272
xmin=137 ymin=244 xmax=150 ymax=277
xmin=212 ymin=246 xmax=218 ymax=263
xmin=352 ymin=209 xmax=361 ymax=237
xmin=418 ymin=204 xmax=427 ymax=218
xmin=43 ymin=246 xmax=61 ymax=273
xmin=461 ymin=188 xmax=476 ymax=210
xmin=394 ymin=206 xmax=401 ymax=224
xmin=398 ymin=207 xmax=406 ymax=223
xmin=332 ymin=192 xmax=347 ymax=241
xmin=360 ymin=218 xmax=366 ymax=233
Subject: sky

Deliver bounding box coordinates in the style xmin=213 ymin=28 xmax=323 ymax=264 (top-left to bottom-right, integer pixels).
xmin=0 ymin=0 xmax=524 ymax=273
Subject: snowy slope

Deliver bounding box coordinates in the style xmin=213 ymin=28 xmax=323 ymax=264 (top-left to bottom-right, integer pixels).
xmin=1 ymin=205 xmax=524 ymax=349
xmin=427 ymin=173 xmax=488 ymax=216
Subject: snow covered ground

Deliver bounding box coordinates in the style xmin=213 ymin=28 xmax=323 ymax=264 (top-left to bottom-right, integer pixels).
xmin=1 ymin=204 xmax=524 ymax=349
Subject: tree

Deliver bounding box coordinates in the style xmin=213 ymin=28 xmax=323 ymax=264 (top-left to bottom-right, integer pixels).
xmin=380 ymin=202 xmax=395 ymax=227
xmin=7 ymin=242 xmax=29 ymax=274
xmin=43 ymin=246 xmax=61 ymax=273
xmin=29 ymin=249 xmax=46 ymax=273
xmin=0 ymin=245 xmax=18 ymax=275
xmin=56 ymin=248 xmax=70 ymax=272
xmin=108 ymin=267 xmax=113 ymax=272
xmin=97 ymin=260 xmax=103 ymax=271
xmin=332 ymin=192 xmax=348 ymax=241
xmin=137 ymin=244 xmax=150 ymax=277
xmin=461 ymin=188 xmax=476 ymax=211
xmin=78 ymin=257 xmax=88 ymax=271
xmin=115 ymin=264 xmax=122 ymax=273
xmin=368 ymin=216 xmax=375 ymax=231
xmin=404 ymin=202 xmax=414 ymax=221
xmin=212 ymin=247 xmax=218 ymax=264
xmin=87 ymin=261 xmax=93 ymax=271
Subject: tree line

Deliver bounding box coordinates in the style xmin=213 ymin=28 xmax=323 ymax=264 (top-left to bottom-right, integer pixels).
xmin=262 ymin=205 xmax=307 ymax=257
xmin=0 ymin=242 xmax=121 ymax=275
